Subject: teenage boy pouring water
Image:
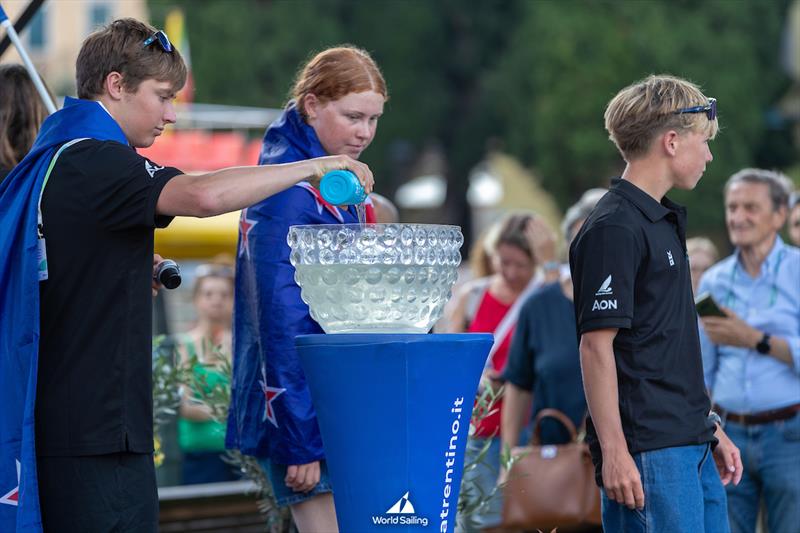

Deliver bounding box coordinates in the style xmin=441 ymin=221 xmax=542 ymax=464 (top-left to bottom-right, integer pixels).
xmin=0 ymin=18 xmax=371 ymax=532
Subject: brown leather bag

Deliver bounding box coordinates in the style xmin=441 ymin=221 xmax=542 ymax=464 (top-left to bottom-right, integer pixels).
xmin=501 ymin=408 xmax=601 ymax=531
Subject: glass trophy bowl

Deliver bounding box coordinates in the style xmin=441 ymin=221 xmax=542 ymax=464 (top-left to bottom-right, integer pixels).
xmin=288 ymin=224 xmax=463 ymax=333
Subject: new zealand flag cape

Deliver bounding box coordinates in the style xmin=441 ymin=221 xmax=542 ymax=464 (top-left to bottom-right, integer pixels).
xmin=0 ymin=98 xmax=127 ymax=531
xmin=226 ymin=102 xmax=374 ymax=463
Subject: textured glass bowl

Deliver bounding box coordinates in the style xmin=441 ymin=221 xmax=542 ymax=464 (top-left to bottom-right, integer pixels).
xmin=288 ymin=224 xmax=463 ymax=334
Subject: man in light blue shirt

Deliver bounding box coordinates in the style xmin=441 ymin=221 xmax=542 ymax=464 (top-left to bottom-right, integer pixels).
xmin=698 ymin=168 xmax=800 ymax=533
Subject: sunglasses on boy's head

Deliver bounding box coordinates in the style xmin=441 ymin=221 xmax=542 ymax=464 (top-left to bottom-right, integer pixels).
xmin=673 ymin=98 xmax=717 ymax=121
xmin=142 ymin=30 xmax=173 ymax=53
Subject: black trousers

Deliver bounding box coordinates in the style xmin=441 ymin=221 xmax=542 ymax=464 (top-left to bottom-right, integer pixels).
xmin=37 ymin=452 xmax=158 ymax=533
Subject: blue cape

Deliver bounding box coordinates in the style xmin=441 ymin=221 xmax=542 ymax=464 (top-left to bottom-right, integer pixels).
xmin=0 ymin=98 xmax=127 ymax=531
xmin=226 ymin=103 xmax=359 ymax=463
xmin=257 ymin=101 xmax=328 ymax=165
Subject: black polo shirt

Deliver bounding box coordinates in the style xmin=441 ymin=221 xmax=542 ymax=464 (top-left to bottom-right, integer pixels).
xmin=569 ymin=178 xmax=716 ymax=482
xmin=36 ymin=139 xmax=180 ymax=456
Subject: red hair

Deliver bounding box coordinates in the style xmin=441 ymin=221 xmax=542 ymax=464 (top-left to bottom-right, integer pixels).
xmin=292 ymin=45 xmax=387 ymax=119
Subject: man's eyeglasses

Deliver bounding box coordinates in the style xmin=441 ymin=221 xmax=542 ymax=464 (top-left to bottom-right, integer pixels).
xmin=673 ymin=98 xmax=716 ymax=121
xmin=142 ymin=30 xmax=173 ymax=53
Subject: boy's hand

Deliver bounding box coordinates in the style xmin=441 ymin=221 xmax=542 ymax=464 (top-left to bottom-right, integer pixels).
xmin=152 ymin=254 xmax=164 ymax=297
xmin=307 ymin=155 xmax=374 ymax=194
xmin=712 ymin=425 xmax=743 ymax=486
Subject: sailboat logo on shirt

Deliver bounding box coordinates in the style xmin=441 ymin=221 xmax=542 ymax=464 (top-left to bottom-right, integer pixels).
xmin=595 ymin=275 xmax=613 ymax=296
xmin=592 ymin=275 xmax=617 ymax=311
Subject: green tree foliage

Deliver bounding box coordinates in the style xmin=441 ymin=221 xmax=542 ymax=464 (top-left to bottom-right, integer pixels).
xmin=487 ymin=0 xmax=792 ymax=239
xmin=357 ymin=0 xmax=524 ymax=241
xmin=149 ymin=0 xmax=345 ymax=107
xmin=148 ymin=0 xmax=795 ymax=240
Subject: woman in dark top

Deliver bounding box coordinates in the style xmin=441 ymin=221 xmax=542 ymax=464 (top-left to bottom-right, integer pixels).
xmin=501 ymin=189 xmax=606 ymax=451
xmin=0 ymin=64 xmax=51 ymax=183
xmin=503 ymin=280 xmax=586 ymax=443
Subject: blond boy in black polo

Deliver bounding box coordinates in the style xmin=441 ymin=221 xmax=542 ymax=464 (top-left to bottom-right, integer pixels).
xmin=570 ymin=75 xmax=742 ymax=533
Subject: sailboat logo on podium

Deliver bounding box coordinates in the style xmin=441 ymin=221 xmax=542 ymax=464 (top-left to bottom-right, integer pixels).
xmin=387 ymin=491 xmax=415 ymax=514
xmin=372 ymin=490 xmax=429 ymax=527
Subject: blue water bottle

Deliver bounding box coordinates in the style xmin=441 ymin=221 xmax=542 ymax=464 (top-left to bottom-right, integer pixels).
xmin=319 ymin=169 xmax=367 ymax=205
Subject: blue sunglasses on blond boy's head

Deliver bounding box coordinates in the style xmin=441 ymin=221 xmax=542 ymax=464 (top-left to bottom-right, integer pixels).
xmin=673 ymin=98 xmax=717 ymax=121
xmin=142 ymin=30 xmax=173 ymax=53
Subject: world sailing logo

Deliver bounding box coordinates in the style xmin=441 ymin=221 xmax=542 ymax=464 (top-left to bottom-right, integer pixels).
xmin=595 ymin=275 xmax=613 ymax=295
xmin=387 ymin=491 xmax=415 ymax=514
xmin=592 ymin=275 xmax=617 ymax=311
xmin=372 ymin=491 xmax=429 ymax=526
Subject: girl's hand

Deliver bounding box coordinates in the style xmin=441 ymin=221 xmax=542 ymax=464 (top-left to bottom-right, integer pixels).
xmin=285 ymin=461 xmax=321 ymax=492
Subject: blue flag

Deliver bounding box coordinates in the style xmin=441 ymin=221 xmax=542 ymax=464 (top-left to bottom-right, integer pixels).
xmin=226 ymin=103 xmax=355 ymax=463
xmin=226 ymin=103 xmax=384 ymax=464
xmin=0 ymin=97 xmax=127 ymax=531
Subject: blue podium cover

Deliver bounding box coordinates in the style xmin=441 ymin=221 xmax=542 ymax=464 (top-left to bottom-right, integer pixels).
xmin=296 ymin=333 xmax=491 ymax=533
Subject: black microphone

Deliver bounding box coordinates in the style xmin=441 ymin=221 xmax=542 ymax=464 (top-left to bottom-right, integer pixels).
xmin=154 ymin=259 xmax=181 ymax=289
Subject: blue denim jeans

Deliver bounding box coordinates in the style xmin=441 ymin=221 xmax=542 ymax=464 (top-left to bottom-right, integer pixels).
xmin=257 ymin=457 xmax=333 ymax=507
xmin=602 ymin=443 xmax=730 ymax=533
xmin=723 ymin=414 xmax=800 ymax=533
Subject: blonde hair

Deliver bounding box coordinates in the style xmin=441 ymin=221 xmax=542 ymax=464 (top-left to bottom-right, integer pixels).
xmin=192 ymin=254 xmax=235 ymax=298
xmin=686 ymin=237 xmax=719 ymax=264
xmin=604 ymin=74 xmax=718 ymax=161
xmin=468 ymin=221 xmax=501 ymax=278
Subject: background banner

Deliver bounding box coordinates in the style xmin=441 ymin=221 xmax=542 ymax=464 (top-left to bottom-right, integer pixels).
xmin=296 ymin=333 xmax=491 ymax=533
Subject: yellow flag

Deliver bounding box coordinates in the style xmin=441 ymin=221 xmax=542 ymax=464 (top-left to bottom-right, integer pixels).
xmin=165 ymin=8 xmax=194 ymax=104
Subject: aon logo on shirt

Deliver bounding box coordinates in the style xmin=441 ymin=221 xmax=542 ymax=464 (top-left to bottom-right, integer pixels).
xmin=592 ymin=299 xmax=618 ymax=311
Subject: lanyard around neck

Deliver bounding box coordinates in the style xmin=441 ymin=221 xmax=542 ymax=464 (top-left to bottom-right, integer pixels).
xmin=725 ymin=248 xmax=785 ymax=308
xmin=36 ymin=138 xmax=88 ymax=238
